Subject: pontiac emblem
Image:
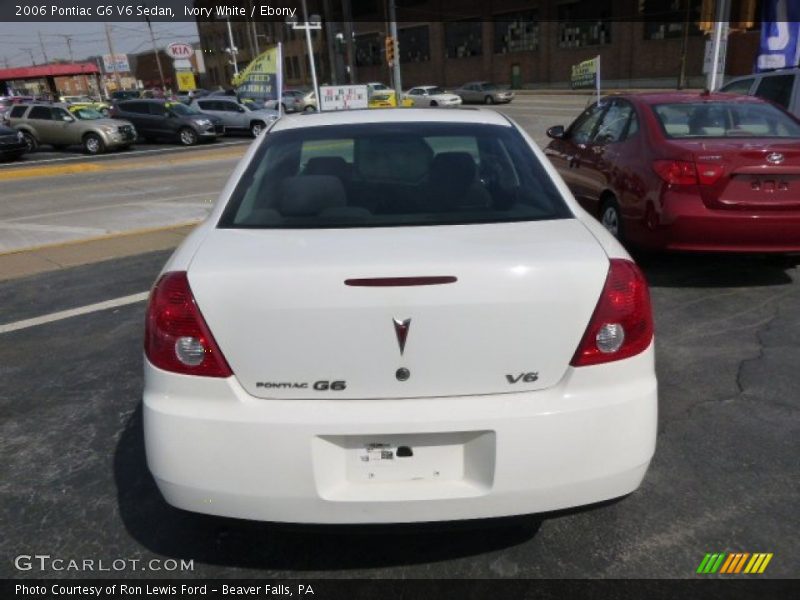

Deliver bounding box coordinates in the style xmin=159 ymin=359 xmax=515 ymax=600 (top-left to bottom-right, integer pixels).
xmin=766 ymin=152 xmax=784 ymax=165
xmin=393 ymin=318 xmax=411 ymax=355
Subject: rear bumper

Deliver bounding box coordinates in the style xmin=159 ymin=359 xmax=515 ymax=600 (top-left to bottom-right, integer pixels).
xmin=643 ymin=191 xmax=800 ymax=252
xmin=144 ymin=344 xmax=657 ymax=524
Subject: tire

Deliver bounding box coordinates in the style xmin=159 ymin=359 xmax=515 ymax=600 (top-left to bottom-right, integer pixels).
xmin=179 ymin=127 xmax=198 ymax=146
xmin=304 ymin=105 xmax=315 ymax=113
xmin=21 ymin=131 xmax=37 ymax=153
xmin=600 ymin=197 xmax=624 ymax=242
xmin=83 ymin=133 xmax=105 ymax=155
xmin=430 ymin=100 xmax=438 ymax=107
xmin=250 ymin=120 xmax=266 ymax=138
xmin=484 ymin=95 xmax=494 ymax=105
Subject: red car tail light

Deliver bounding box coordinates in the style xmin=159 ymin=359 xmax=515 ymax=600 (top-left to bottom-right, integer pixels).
xmin=695 ymin=162 xmax=725 ymax=185
xmin=570 ymin=259 xmax=653 ymax=367
xmin=652 ymin=160 xmax=697 ymax=185
xmin=145 ymin=271 xmax=232 ymax=377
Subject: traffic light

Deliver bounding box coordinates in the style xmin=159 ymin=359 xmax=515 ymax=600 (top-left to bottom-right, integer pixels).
xmin=731 ymin=0 xmax=757 ymax=32
xmin=385 ymin=36 xmax=395 ymax=66
xmin=698 ymin=0 xmax=715 ymax=34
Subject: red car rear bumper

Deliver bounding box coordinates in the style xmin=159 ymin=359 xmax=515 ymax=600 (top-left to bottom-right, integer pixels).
xmin=634 ymin=191 xmax=800 ymax=253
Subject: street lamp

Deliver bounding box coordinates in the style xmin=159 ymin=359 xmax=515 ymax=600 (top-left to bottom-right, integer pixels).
xmin=287 ymin=1 xmax=321 ymax=112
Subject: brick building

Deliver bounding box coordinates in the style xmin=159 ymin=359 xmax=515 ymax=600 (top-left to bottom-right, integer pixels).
xmin=196 ymin=0 xmax=766 ymax=91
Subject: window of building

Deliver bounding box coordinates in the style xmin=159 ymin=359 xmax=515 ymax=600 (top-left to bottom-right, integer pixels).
xmin=355 ymin=32 xmax=383 ymax=67
xmin=291 ymin=56 xmax=301 ymax=80
xmin=284 ymin=56 xmax=293 ymax=80
xmin=494 ymin=11 xmax=539 ymax=54
xmin=558 ymin=0 xmax=612 ymax=48
xmin=399 ymin=25 xmax=430 ymax=62
xmin=445 ymin=20 xmax=483 ymax=58
xmin=641 ymin=0 xmax=702 ymax=40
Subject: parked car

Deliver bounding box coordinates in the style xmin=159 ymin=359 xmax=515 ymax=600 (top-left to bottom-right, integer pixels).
xmin=142 ymin=107 xmax=656 ymax=525
xmin=279 ymin=90 xmax=307 ymax=112
xmin=365 ymin=82 xmax=391 ymax=94
xmin=191 ymin=97 xmax=278 ymax=137
xmin=544 ymin=92 xmax=800 ymax=252
xmin=287 ymin=89 xmax=316 ymax=112
xmin=720 ymin=67 xmax=799 ymax=118
xmin=404 ymin=86 xmax=462 ymax=107
xmin=368 ymin=90 xmax=414 ymax=108
xmin=110 ymin=90 xmax=141 ymax=101
xmin=60 ymin=95 xmax=111 ymax=116
xmin=110 ymin=99 xmax=223 ymax=145
xmin=0 ymin=123 xmax=27 ymax=161
xmin=8 ymin=103 xmax=136 ymax=154
xmin=454 ymin=81 xmax=515 ymax=105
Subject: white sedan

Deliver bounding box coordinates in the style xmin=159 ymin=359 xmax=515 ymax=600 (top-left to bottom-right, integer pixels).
xmin=404 ymin=86 xmax=463 ymax=107
xmin=143 ymin=108 xmax=657 ymax=524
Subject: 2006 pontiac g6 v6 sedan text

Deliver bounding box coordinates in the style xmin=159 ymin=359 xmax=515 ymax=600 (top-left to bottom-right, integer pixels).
xmin=143 ymin=108 xmax=657 ymax=524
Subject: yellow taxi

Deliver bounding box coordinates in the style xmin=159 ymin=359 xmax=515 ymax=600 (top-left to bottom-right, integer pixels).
xmin=368 ymin=90 xmax=413 ymax=109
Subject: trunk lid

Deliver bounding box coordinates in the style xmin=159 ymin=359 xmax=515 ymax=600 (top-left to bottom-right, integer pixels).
xmin=668 ymin=139 xmax=800 ymax=210
xmin=188 ymin=220 xmax=609 ymax=399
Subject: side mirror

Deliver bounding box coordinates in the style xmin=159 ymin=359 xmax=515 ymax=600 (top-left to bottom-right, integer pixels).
xmin=62 ymin=115 xmax=75 ymax=122
xmin=237 ymin=106 xmax=246 ymax=113
xmin=546 ymin=125 xmax=566 ymax=139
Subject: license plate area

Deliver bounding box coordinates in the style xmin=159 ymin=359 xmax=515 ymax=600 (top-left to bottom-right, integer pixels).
xmin=313 ymin=431 xmax=495 ymax=501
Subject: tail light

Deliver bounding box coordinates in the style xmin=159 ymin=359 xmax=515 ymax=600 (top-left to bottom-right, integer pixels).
xmin=653 ymin=160 xmax=725 ymax=186
xmin=145 ymin=271 xmax=232 ymax=377
xmin=570 ymin=259 xmax=653 ymax=367
xmin=652 ymin=160 xmax=697 ymax=185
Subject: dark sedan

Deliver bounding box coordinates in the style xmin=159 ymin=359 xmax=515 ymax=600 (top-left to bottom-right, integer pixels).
xmin=0 ymin=124 xmax=26 ymax=162
xmin=544 ymin=92 xmax=800 ymax=253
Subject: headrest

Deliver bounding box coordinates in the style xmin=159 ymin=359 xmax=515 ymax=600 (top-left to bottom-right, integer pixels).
xmin=430 ymin=152 xmax=476 ymax=185
xmin=279 ymin=175 xmax=346 ymax=216
xmin=304 ymin=156 xmax=350 ymax=178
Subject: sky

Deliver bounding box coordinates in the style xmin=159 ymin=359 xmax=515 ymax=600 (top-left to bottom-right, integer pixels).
xmin=0 ymin=21 xmax=200 ymax=68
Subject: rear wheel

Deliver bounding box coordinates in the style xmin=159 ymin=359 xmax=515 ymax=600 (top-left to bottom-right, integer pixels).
xmin=304 ymin=105 xmax=315 ymax=113
xmin=484 ymin=95 xmax=494 ymax=105
xmin=600 ymin=197 xmax=624 ymax=242
xmin=83 ymin=133 xmax=105 ymax=155
xmin=250 ymin=121 xmax=265 ymax=138
xmin=21 ymin=131 xmax=37 ymax=153
xmin=179 ymin=127 xmax=198 ymax=146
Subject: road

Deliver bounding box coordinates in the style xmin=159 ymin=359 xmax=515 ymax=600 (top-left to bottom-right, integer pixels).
xmin=1 ymin=94 xmax=798 ymax=580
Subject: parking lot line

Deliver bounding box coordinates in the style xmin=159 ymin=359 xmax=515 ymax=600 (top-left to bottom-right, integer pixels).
xmin=0 ymin=291 xmax=150 ymax=335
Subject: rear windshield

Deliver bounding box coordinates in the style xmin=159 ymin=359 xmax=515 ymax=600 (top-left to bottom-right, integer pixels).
xmin=652 ymin=101 xmax=800 ymax=138
xmin=219 ymin=122 xmax=571 ymax=229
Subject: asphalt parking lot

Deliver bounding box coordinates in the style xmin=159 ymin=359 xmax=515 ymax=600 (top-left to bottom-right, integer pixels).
xmin=1 ymin=95 xmax=798 ymax=579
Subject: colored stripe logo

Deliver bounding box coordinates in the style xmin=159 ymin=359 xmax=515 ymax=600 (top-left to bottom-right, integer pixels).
xmin=697 ymin=553 xmax=773 ymax=574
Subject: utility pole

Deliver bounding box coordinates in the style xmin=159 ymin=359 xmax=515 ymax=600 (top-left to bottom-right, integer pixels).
xmin=299 ymin=0 xmax=320 ymax=110
xmin=55 ymin=34 xmax=75 ymax=63
xmin=708 ymin=0 xmax=731 ymax=91
xmin=145 ymin=16 xmax=167 ymax=92
xmin=387 ymin=0 xmax=402 ymax=97
xmin=342 ymin=0 xmax=357 ymax=83
xmin=22 ymin=48 xmax=36 ymax=66
xmin=226 ymin=18 xmax=240 ymax=77
xmin=104 ymin=24 xmax=122 ymax=90
xmin=677 ymin=0 xmax=691 ymax=89
xmin=38 ymin=32 xmax=49 ymax=65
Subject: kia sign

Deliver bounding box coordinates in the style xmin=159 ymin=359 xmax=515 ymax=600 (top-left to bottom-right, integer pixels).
xmin=166 ymin=42 xmax=193 ymax=60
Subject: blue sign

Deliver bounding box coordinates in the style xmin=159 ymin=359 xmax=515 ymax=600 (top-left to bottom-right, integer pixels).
xmin=757 ymin=0 xmax=800 ymax=71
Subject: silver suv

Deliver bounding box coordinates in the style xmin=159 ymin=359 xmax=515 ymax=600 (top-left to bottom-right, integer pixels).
xmin=720 ymin=68 xmax=800 ymax=118
xmin=190 ymin=97 xmax=278 ymax=137
xmin=8 ymin=103 xmax=136 ymax=154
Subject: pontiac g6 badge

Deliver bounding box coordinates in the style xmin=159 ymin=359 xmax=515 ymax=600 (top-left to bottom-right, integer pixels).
xmin=393 ymin=318 xmax=411 ymax=355
xmin=766 ymin=152 xmax=784 ymax=165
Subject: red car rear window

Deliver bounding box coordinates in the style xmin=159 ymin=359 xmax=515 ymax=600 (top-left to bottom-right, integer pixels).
xmin=652 ymin=101 xmax=800 ymax=139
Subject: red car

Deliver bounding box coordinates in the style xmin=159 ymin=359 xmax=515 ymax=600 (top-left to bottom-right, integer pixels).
xmin=544 ymin=92 xmax=800 ymax=252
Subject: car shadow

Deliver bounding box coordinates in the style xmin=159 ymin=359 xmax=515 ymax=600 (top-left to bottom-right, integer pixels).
xmin=114 ymin=404 xmax=545 ymax=572
xmin=632 ymin=251 xmax=799 ymax=288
